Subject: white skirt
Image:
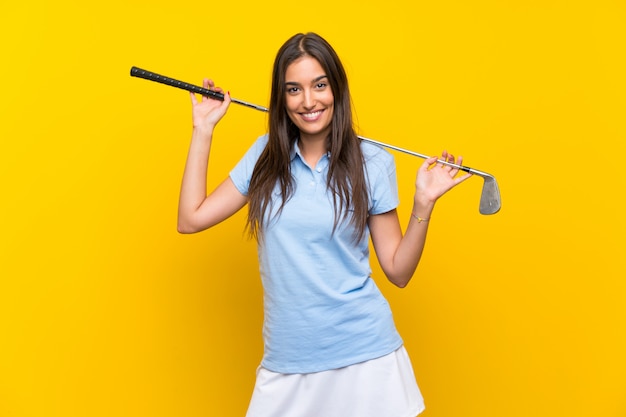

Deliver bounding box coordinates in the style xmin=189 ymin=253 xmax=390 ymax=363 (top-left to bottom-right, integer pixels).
xmin=245 ymin=346 xmax=425 ymax=417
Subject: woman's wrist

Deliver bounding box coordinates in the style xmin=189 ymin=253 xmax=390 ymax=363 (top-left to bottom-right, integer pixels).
xmin=410 ymin=213 xmax=430 ymax=223
xmin=191 ymin=125 xmax=216 ymax=145
xmin=192 ymin=124 xmax=215 ymax=136
xmin=410 ymin=198 xmax=434 ymax=222
xmin=412 ymin=197 xmax=435 ymax=213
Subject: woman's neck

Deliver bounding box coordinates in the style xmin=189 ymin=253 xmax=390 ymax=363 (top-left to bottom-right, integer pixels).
xmin=298 ymin=135 xmax=328 ymax=167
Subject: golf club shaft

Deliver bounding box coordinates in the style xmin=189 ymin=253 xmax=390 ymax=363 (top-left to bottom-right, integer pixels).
xmin=356 ymin=136 xmax=489 ymax=176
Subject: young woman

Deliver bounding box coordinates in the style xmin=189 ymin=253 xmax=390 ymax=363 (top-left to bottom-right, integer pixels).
xmin=178 ymin=32 xmax=471 ymax=417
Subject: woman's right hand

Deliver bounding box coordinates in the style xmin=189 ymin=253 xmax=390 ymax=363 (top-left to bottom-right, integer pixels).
xmin=190 ymin=78 xmax=231 ymax=134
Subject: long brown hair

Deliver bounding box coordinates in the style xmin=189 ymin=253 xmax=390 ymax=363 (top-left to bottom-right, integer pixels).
xmin=247 ymin=33 xmax=369 ymax=241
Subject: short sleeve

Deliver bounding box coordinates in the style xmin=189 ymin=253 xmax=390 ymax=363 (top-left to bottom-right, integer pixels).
xmin=229 ymin=134 xmax=269 ymax=196
xmin=362 ymin=143 xmax=399 ymax=215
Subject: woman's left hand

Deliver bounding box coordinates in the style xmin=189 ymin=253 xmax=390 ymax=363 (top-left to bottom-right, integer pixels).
xmin=414 ymin=150 xmax=473 ymax=206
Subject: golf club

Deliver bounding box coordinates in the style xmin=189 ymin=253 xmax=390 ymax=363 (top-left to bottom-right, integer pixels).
xmin=130 ymin=66 xmax=501 ymax=215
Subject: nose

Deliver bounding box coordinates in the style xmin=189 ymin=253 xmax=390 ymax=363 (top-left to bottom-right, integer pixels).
xmin=302 ymin=89 xmax=316 ymax=110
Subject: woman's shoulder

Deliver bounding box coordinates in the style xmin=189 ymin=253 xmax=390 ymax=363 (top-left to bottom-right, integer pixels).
xmin=253 ymin=133 xmax=270 ymax=149
xmin=360 ymin=139 xmax=395 ymax=167
xmin=240 ymin=133 xmax=270 ymax=160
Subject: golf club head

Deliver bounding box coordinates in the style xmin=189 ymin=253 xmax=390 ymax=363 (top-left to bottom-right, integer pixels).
xmin=479 ymin=175 xmax=501 ymax=215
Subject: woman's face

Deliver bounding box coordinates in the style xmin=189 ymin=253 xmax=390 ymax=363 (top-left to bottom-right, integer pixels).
xmin=284 ymin=56 xmax=334 ymax=141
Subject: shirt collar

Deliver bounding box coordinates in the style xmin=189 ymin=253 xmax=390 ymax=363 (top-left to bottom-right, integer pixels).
xmin=292 ymin=139 xmax=331 ymax=163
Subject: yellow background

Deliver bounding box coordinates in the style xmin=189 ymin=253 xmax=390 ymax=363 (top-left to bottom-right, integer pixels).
xmin=1 ymin=0 xmax=625 ymax=416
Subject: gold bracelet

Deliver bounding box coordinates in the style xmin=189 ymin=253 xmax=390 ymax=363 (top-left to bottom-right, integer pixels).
xmin=411 ymin=213 xmax=429 ymax=223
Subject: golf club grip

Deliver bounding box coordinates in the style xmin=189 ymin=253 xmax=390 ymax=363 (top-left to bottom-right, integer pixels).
xmin=130 ymin=66 xmax=225 ymax=101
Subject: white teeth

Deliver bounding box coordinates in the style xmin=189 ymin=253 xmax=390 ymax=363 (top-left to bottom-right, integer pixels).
xmin=302 ymin=110 xmax=322 ymax=119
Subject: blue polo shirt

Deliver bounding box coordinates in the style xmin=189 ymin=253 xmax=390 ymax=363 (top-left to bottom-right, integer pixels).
xmin=230 ymin=134 xmax=403 ymax=374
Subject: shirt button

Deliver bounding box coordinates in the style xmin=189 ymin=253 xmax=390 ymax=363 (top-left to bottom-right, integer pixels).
xmin=316 ymin=167 xmax=322 ymax=173
xmin=310 ymin=181 xmax=315 ymax=186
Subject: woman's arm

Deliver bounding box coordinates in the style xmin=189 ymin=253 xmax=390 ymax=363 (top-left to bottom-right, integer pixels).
xmin=369 ymin=151 xmax=472 ymax=287
xmin=177 ymin=78 xmax=247 ymax=233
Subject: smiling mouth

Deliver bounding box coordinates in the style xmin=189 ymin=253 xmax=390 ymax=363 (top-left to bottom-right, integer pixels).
xmin=300 ymin=110 xmax=324 ymax=121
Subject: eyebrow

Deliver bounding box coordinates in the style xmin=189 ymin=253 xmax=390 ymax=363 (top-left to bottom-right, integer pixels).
xmin=285 ymin=75 xmax=328 ymax=86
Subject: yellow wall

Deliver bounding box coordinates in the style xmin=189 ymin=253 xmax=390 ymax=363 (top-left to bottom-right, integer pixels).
xmin=1 ymin=1 xmax=624 ymax=416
